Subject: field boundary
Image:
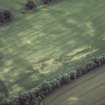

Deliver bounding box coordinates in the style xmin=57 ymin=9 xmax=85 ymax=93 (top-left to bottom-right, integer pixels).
xmin=1 ymin=54 xmax=105 ymax=105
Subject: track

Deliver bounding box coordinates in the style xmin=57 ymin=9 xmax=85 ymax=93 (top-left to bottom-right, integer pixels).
xmin=42 ymin=66 xmax=105 ymax=105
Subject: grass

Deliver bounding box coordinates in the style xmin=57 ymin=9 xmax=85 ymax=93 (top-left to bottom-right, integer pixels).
xmin=0 ymin=0 xmax=105 ymax=98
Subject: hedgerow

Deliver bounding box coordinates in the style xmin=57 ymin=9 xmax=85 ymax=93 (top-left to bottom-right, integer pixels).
xmin=1 ymin=54 xmax=105 ymax=105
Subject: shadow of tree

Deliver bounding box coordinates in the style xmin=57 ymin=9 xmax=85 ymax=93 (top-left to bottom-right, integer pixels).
xmin=0 ymin=80 xmax=9 ymax=101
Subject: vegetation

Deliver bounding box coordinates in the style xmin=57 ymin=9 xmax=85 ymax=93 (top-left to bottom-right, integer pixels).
xmin=43 ymin=65 xmax=105 ymax=105
xmin=0 ymin=10 xmax=13 ymax=25
xmin=0 ymin=0 xmax=105 ymax=104
xmin=25 ymin=0 xmax=37 ymax=10
xmin=2 ymin=55 xmax=105 ymax=105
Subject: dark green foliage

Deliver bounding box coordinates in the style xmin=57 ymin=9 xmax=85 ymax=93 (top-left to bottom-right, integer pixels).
xmin=94 ymin=56 xmax=105 ymax=66
xmin=17 ymin=92 xmax=39 ymax=105
xmin=25 ymin=1 xmax=37 ymax=10
xmin=76 ymin=68 xmax=82 ymax=77
xmin=85 ymin=62 xmax=96 ymax=72
xmin=0 ymin=10 xmax=13 ymax=24
xmin=3 ymin=10 xmax=12 ymax=22
xmin=60 ymin=73 xmax=71 ymax=85
xmin=49 ymin=78 xmax=61 ymax=89
xmin=70 ymin=71 xmax=77 ymax=80
xmin=81 ymin=66 xmax=88 ymax=74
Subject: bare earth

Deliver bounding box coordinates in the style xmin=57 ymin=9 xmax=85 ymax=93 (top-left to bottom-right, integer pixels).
xmin=42 ymin=65 xmax=105 ymax=105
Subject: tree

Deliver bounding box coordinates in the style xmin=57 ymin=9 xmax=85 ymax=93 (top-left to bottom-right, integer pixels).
xmin=0 ymin=10 xmax=12 ymax=24
xmin=4 ymin=10 xmax=12 ymax=22
xmin=25 ymin=0 xmax=37 ymax=10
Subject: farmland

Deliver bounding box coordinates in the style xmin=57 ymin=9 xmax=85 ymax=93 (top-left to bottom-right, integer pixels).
xmin=0 ymin=0 xmax=105 ymax=99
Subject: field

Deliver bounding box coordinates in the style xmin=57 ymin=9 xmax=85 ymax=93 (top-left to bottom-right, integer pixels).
xmin=42 ymin=65 xmax=105 ymax=105
xmin=0 ymin=0 xmax=105 ymax=98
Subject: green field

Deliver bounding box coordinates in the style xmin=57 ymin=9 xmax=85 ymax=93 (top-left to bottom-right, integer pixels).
xmin=0 ymin=0 xmax=105 ymax=98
